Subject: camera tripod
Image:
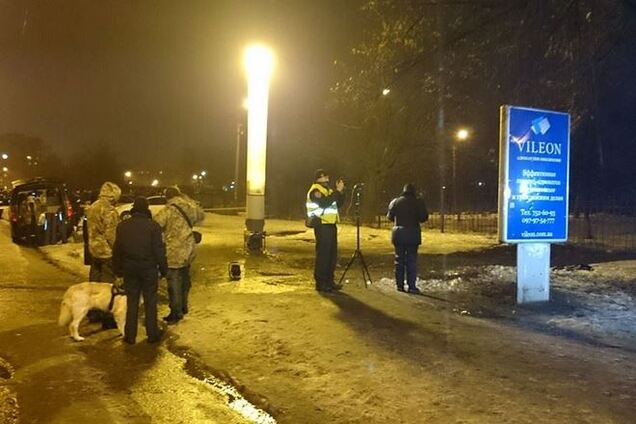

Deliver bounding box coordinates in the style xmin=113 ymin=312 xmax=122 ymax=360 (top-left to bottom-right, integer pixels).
xmin=338 ymin=184 xmax=372 ymax=288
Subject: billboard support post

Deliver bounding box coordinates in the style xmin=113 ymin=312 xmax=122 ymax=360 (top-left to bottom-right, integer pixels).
xmin=498 ymin=105 xmax=570 ymax=304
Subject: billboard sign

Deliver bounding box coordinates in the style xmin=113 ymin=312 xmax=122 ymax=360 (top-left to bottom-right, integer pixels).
xmin=498 ymin=106 xmax=570 ymax=243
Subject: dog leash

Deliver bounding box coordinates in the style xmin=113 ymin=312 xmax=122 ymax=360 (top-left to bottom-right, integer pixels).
xmin=108 ymin=284 xmax=126 ymax=311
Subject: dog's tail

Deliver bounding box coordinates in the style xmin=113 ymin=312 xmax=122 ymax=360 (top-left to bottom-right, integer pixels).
xmin=58 ymin=301 xmax=72 ymax=326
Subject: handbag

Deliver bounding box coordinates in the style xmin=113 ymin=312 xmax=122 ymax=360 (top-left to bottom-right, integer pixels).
xmin=305 ymin=207 xmax=324 ymax=228
xmin=305 ymin=215 xmax=321 ymax=228
xmin=171 ymin=204 xmax=202 ymax=244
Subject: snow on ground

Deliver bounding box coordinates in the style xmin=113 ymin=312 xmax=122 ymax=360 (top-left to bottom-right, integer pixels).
xmin=39 ymin=212 xmax=636 ymax=349
xmin=374 ymin=261 xmax=636 ymax=347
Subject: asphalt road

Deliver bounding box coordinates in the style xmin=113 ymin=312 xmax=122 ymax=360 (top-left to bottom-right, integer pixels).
xmin=0 ymin=221 xmax=250 ymax=424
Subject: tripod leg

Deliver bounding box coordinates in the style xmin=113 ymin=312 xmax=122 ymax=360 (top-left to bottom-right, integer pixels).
xmin=357 ymin=250 xmax=373 ymax=285
xmin=338 ymin=251 xmax=357 ymax=285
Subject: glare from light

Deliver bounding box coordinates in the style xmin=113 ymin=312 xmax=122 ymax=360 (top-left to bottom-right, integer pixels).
xmin=243 ymin=44 xmax=275 ymax=196
xmin=456 ymin=129 xmax=469 ymax=141
xmin=382 ymin=88 xmax=391 ymax=96
xmin=124 ymin=171 xmax=132 ymax=178
xmin=201 ymin=170 xmax=207 ymax=177
xmin=2 ymin=167 xmax=7 ymax=172
xmin=26 ymin=155 xmax=32 ymax=160
xmin=192 ymin=174 xmax=199 ymax=180
xmin=519 ymin=180 xmax=530 ymax=199
xmin=242 ymin=98 xmax=249 ymax=110
xmin=151 ymin=179 xmax=159 ymax=187
xmin=1 ymin=154 xmax=7 ymax=160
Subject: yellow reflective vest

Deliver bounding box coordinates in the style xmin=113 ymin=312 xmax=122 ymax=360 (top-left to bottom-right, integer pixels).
xmin=306 ymin=183 xmax=339 ymax=224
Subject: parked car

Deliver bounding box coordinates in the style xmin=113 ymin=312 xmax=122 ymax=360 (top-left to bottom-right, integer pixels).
xmin=116 ymin=195 xmax=167 ymax=220
xmin=9 ymin=178 xmax=74 ymax=245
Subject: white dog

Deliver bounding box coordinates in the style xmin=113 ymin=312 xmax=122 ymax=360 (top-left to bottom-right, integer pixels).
xmin=58 ymin=282 xmax=127 ymax=341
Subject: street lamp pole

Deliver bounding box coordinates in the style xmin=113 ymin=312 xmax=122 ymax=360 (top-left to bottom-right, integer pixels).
xmin=234 ymin=123 xmax=243 ymax=203
xmin=453 ymin=128 xmax=469 ymax=219
xmin=452 ymin=143 xmax=457 ymax=215
xmin=243 ymin=44 xmax=275 ymax=252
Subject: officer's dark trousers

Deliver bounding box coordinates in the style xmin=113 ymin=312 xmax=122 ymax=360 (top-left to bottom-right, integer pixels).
xmin=314 ymin=223 xmax=338 ymax=290
xmin=394 ymin=244 xmax=419 ymax=290
xmin=123 ymin=269 xmax=160 ymax=342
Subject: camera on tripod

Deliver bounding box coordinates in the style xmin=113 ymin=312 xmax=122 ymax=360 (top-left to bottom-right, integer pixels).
xmin=351 ymin=183 xmax=365 ymax=207
xmin=338 ymin=182 xmax=372 ymax=287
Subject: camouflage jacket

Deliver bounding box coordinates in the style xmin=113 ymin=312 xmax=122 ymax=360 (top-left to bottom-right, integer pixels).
xmin=154 ymin=195 xmax=205 ymax=268
xmin=86 ymin=198 xmax=120 ymax=259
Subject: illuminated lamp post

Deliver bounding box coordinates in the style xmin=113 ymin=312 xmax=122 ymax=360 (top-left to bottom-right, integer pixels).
xmin=453 ymin=128 xmax=470 ymax=217
xmin=243 ymin=44 xmax=275 ymax=252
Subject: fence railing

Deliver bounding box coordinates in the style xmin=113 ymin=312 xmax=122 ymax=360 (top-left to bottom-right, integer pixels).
xmin=371 ymin=208 xmax=636 ymax=252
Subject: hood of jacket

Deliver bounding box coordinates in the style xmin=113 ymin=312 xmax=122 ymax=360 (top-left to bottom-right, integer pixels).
xmin=98 ymin=182 xmax=121 ymax=204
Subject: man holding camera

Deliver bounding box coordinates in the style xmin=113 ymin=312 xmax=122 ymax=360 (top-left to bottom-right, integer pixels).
xmin=306 ymin=169 xmax=345 ymax=292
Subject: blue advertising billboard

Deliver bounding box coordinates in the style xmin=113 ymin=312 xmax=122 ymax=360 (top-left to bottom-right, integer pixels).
xmin=498 ymin=105 xmax=570 ymax=243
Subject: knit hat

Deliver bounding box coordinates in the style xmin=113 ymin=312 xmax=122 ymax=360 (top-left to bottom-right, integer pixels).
xmin=402 ymin=183 xmax=416 ymax=195
xmin=130 ymin=196 xmax=150 ymax=214
xmin=314 ymin=169 xmax=328 ymax=180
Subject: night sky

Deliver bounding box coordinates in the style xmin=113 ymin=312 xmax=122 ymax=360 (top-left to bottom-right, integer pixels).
xmin=0 ymin=0 xmax=361 ymax=184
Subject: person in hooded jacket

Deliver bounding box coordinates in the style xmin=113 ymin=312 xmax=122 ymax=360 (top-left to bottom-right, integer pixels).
xmin=86 ymin=181 xmax=122 ymax=283
xmin=387 ymin=183 xmax=429 ymax=293
xmin=154 ymin=186 xmax=205 ymax=324
xmin=113 ymin=197 xmax=168 ymax=344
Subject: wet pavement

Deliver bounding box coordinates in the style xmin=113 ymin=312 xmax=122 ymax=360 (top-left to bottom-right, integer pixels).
xmin=4 ymin=213 xmax=636 ymax=423
xmin=0 ymin=221 xmax=253 ymax=423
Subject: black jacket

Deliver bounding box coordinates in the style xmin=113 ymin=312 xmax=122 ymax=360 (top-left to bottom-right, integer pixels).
xmin=112 ymin=212 xmax=168 ymax=278
xmin=387 ymin=193 xmax=429 ymax=245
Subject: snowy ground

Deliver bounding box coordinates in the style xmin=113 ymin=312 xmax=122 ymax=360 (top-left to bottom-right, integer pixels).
xmin=42 ymin=213 xmax=636 ymax=350
xmin=33 ymin=212 xmax=636 ymax=422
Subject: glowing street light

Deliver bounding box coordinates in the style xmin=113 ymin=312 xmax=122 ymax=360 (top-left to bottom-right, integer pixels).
xmin=151 ymin=179 xmax=159 ymax=187
xmin=200 ymin=170 xmax=207 ymax=177
xmin=243 ymin=43 xmax=275 ymax=249
xmin=192 ymin=174 xmax=199 ymax=181
xmin=124 ymin=171 xmax=132 ymax=179
xmin=456 ymin=128 xmax=469 ymax=141
xmin=1 ymin=154 xmax=7 ymax=160
xmin=2 ymin=167 xmax=7 ymax=172
xmin=382 ymin=88 xmax=391 ymax=96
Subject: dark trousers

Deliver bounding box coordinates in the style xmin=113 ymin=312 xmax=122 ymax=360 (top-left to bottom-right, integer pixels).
xmin=394 ymin=244 xmax=419 ymax=290
xmin=166 ymin=266 xmax=191 ymax=319
xmin=123 ymin=270 xmax=160 ymax=342
xmin=89 ymin=257 xmax=116 ymax=283
xmin=314 ymin=224 xmax=338 ymax=290
xmin=88 ymin=257 xmax=117 ymax=327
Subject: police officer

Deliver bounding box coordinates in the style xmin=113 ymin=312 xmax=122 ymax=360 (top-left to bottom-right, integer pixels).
xmin=113 ymin=197 xmax=168 ymax=344
xmin=306 ymin=169 xmax=345 ymax=292
xmin=387 ymin=183 xmax=429 ymax=293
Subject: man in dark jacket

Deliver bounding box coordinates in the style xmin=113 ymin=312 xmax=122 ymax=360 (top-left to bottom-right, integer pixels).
xmin=113 ymin=197 xmax=168 ymax=344
xmin=387 ymin=184 xmax=429 ymax=294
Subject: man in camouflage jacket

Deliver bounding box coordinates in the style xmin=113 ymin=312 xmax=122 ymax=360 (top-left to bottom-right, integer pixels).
xmin=154 ymin=186 xmax=205 ymax=324
xmin=86 ymin=181 xmax=121 ymax=283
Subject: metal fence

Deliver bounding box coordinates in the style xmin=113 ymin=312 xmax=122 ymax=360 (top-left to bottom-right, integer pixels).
xmin=372 ymin=208 xmax=636 ymax=252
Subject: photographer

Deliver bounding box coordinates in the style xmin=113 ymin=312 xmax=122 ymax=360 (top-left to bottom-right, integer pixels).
xmin=306 ymin=169 xmax=345 ymax=292
xmin=387 ymin=183 xmax=429 ymax=293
